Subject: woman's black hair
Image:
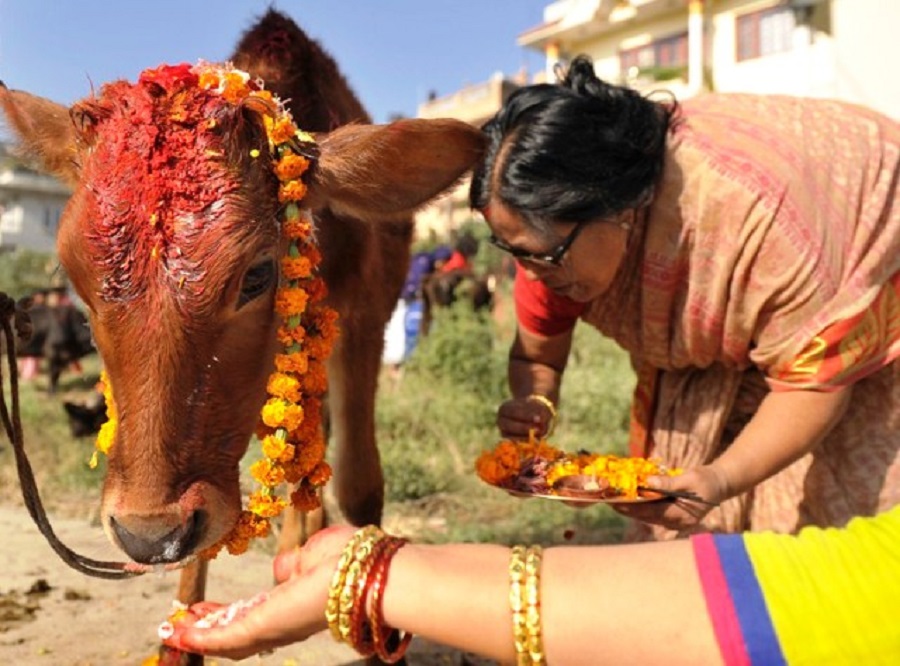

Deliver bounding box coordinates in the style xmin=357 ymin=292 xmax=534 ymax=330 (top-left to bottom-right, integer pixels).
xmin=470 ymin=55 xmax=676 ymax=232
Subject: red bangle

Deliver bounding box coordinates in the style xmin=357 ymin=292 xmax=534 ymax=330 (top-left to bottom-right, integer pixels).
xmin=347 ymin=536 xmax=391 ymax=657
xmin=367 ymin=536 xmax=411 ymax=663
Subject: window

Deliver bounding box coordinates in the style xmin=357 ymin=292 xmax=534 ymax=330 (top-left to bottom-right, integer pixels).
xmin=43 ymin=205 xmax=62 ymax=234
xmin=620 ymin=32 xmax=688 ymax=80
xmin=736 ymin=5 xmax=796 ymax=62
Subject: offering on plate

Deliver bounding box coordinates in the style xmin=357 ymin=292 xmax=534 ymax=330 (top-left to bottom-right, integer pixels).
xmin=475 ymin=435 xmax=682 ymax=502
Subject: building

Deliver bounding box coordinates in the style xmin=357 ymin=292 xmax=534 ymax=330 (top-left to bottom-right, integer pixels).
xmin=0 ymin=140 xmax=70 ymax=255
xmin=518 ymin=0 xmax=900 ymax=119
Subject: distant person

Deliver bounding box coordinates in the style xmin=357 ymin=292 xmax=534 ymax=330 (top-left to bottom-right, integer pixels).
xmin=439 ymin=232 xmax=479 ymax=274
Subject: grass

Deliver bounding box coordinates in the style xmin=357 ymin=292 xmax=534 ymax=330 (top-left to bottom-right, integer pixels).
xmin=1 ymin=282 xmax=637 ymax=550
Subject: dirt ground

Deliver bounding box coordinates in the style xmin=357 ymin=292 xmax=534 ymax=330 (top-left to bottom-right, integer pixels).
xmin=0 ymin=506 xmax=489 ymax=666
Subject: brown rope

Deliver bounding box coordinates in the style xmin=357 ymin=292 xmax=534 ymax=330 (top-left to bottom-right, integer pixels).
xmin=0 ymin=291 xmax=140 ymax=579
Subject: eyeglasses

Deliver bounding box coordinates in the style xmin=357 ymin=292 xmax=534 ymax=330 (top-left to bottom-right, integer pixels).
xmin=487 ymin=220 xmax=588 ymax=268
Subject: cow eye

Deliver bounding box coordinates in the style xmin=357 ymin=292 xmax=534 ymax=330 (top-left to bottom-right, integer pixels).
xmin=238 ymin=259 xmax=276 ymax=307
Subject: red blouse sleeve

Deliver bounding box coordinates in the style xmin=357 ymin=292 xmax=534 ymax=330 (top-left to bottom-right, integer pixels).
xmin=513 ymin=264 xmax=586 ymax=336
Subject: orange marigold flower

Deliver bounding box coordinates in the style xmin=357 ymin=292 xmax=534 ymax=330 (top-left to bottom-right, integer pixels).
xmin=308 ymin=461 xmax=332 ymax=486
xmin=475 ymin=441 xmax=523 ymax=486
xmin=221 ymin=71 xmax=251 ymax=104
xmin=267 ymin=372 xmax=302 ymax=402
xmin=280 ymin=255 xmax=313 ymax=280
xmin=278 ymin=180 xmax=308 ymax=203
xmin=303 ymin=335 xmax=334 ymax=362
xmin=301 ymin=361 xmax=328 ymax=395
xmin=273 ymin=153 xmax=310 ymax=181
xmin=275 ymin=287 xmax=309 ymax=318
xmin=250 ymin=458 xmax=286 ymax=487
xmin=274 ymin=351 xmax=309 ymax=375
xmin=304 ymin=277 xmax=329 ymax=304
xmin=277 ymin=323 xmax=307 ymax=346
xmin=287 ymin=433 xmax=326 ymax=479
xmin=282 ymin=218 xmax=312 ymax=240
xmin=260 ymin=434 xmax=296 ymax=463
xmin=290 ymin=483 xmax=321 ymax=512
xmin=266 ymin=116 xmax=297 ymax=144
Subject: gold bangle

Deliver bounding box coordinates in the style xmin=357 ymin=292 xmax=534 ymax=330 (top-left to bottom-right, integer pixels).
xmin=526 ymin=394 xmax=557 ymax=436
xmin=325 ymin=525 xmax=382 ymax=642
xmin=508 ymin=545 xmax=530 ymax=666
xmin=525 ymin=546 xmax=546 ymax=665
xmin=338 ymin=526 xmax=385 ymax=643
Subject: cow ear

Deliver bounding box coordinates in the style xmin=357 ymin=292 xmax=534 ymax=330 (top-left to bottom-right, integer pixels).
xmin=308 ymin=118 xmax=486 ymax=220
xmin=0 ymin=83 xmax=83 ymax=186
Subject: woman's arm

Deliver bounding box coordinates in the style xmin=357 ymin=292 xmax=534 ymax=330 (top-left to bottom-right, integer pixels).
xmin=166 ymin=527 xmax=721 ymax=665
xmin=498 ymin=326 xmax=574 ymax=438
xmin=386 ymin=539 xmax=720 ymax=665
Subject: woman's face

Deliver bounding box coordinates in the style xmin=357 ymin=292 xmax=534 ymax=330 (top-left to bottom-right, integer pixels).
xmin=484 ymin=199 xmax=631 ymax=303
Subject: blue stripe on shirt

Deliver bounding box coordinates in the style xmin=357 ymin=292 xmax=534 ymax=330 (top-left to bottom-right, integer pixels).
xmin=713 ymin=534 xmax=787 ymax=666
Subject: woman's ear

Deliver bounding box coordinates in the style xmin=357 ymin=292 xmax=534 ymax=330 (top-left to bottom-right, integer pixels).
xmin=307 ymin=118 xmax=486 ymax=220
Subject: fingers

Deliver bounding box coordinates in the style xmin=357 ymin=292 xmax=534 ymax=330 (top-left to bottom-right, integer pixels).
xmin=165 ymin=583 xmax=315 ymax=660
xmin=497 ymin=398 xmax=550 ymax=439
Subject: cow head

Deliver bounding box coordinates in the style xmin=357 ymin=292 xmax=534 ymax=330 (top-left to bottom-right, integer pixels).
xmin=0 ymin=67 xmax=484 ymax=564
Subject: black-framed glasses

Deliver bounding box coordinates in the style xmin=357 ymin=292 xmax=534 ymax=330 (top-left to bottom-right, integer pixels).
xmin=488 ymin=220 xmax=588 ymax=268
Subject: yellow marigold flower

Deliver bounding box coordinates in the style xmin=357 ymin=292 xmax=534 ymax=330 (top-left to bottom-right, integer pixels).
xmin=267 ymin=372 xmax=302 ymax=402
xmin=281 ymin=255 xmax=313 ymax=280
xmin=260 ymin=398 xmax=305 ymax=431
xmin=273 ymin=153 xmax=310 ymax=181
xmin=275 ymin=287 xmax=309 ymax=318
xmin=250 ymin=458 xmax=286 ymax=487
xmin=278 ymin=180 xmax=308 ymax=203
xmin=248 ymin=492 xmax=288 ymax=518
xmin=197 ymin=70 xmax=220 ymax=90
xmin=250 ymin=89 xmax=274 ymax=104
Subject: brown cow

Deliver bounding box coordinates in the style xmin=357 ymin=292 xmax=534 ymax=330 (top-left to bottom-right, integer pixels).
xmin=0 ymin=9 xmax=483 ymax=664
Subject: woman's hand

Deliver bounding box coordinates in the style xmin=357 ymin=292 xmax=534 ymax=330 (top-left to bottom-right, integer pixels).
xmin=497 ymin=396 xmax=554 ymax=439
xmin=611 ymin=465 xmax=728 ymax=531
xmin=161 ymin=525 xmax=356 ymax=661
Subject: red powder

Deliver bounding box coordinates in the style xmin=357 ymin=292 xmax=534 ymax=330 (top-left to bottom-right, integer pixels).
xmin=81 ymin=68 xmax=246 ymax=301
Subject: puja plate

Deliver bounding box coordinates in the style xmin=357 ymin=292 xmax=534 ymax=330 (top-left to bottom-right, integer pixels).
xmin=485 ymin=473 xmax=713 ymax=506
xmin=500 ymin=486 xmax=669 ymax=505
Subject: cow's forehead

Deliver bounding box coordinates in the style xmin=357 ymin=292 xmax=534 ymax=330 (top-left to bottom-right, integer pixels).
xmin=80 ymin=82 xmax=249 ymax=302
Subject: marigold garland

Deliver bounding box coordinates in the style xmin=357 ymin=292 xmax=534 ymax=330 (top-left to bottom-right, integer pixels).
xmin=91 ymin=61 xmax=339 ymax=560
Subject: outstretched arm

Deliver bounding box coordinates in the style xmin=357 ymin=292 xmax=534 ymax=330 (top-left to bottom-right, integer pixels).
xmin=164 ymin=525 xmax=721 ymax=664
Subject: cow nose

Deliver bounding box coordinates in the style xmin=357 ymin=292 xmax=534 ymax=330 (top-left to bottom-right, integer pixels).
xmin=110 ymin=510 xmax=207 ymax=564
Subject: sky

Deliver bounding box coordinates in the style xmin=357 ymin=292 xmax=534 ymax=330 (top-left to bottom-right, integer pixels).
xmin=0 ymin=0 xmax=551 ymax=132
